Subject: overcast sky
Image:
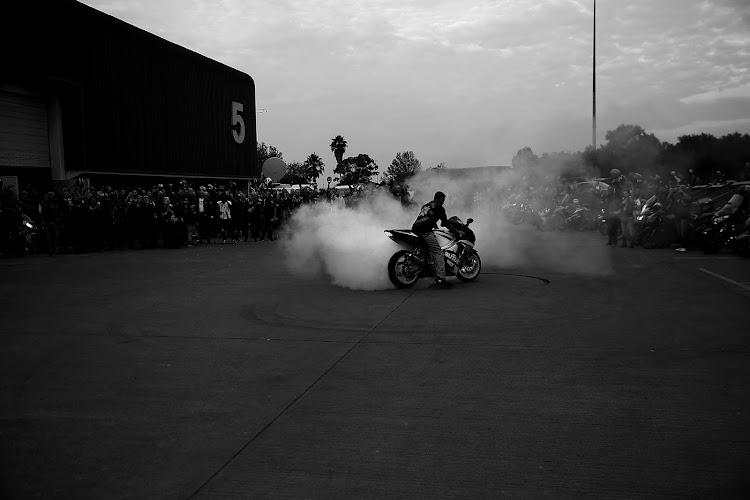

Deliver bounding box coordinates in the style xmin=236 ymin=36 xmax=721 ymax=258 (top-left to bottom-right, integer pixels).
xmin=80 ymin=0 xmax=750 ymax=178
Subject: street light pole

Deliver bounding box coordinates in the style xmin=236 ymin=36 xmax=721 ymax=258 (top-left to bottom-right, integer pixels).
xmin=592 ymin=0 xmax=597 ymax=151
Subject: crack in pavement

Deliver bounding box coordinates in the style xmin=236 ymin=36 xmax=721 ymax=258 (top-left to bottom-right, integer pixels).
xmin=186 ymin=287 xmax=419 ymax=499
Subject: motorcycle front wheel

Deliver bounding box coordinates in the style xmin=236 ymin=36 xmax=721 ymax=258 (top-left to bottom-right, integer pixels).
xmin=456 ymin=250 xmax=481 ymax=282
xmin=640 ymin=228 xmax=659 ymax=249
xmin=388 ymin=250 xmax=421 ymax=289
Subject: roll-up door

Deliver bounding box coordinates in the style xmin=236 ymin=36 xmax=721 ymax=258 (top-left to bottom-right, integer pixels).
xmin=0 ymin=89 xmax=50 ymax=168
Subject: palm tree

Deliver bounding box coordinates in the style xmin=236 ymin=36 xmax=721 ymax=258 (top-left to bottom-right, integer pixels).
xmin=329 ymin=135 xmax=348 ymax=168
xmin=303 ymin=153 xmax=326 ymax=182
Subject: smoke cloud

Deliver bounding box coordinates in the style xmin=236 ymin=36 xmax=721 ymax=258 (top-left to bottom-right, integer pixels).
xmin=280 ymin=168 xmax=613 ymax=291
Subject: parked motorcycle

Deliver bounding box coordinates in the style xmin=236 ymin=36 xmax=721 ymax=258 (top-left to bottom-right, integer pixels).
xmin=384 ymin=216 xmax=481 ymax=288
xmin=503 ymin=203 xmax=534 ymax=225
xmin=18 ymin=214 xmax=38 ymax=255
xmin=698 ymin=213 xmax=748 ymax=254
xmin=640 ymin=211 xmax=713 ymax=250
xmin=538 ymin=205 xmax=590 ymax=231
xmin=736 ymin=217 xmax=750 ymax=258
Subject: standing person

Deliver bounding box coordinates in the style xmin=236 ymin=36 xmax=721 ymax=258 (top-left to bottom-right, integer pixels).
xmin=412 ymin=191 xmax=452 ymax=288
xmin=41 ymin=191 xmax=63 ymax=254
xmin=620 ymin=188 xmax=636 ymax=248
xmin=234 ymin=191 xmax=249 ymax=242
xmin=142 ymin=194 xmax=159 ymax=249
xmin=217 ymin=193 xmax=233 ymax=244
xmin=159 ymin=197 xmax=178 ymax=248
xmin=668 ymin=185 xmax=692 ymax=252
xmin=176 ymin=197 xmax=197 ymax=246
xmin=249 ymin=191 xmax=263 ymax=242
xmin=261 ymin=190 xmax=277 ymax=241
xmin=604 ymin=190 xmax=621 ymax=246
xmin=195 ymin=188 xmax=210 ymax=244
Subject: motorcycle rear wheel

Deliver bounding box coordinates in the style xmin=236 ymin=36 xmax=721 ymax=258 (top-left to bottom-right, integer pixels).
xmin=456 ymin=250 xmax=481 ymax=282
xmin=388 ymin=250 xmax=420 ymax=288
xmin=701 ymin=240 xmax=723 ymax=254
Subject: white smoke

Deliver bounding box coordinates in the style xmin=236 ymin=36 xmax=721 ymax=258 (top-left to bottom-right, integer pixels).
xmin=280 ymin=169 xmax=613 ymax=291
xmin=280 ymin=191 xmax=414 ymax=290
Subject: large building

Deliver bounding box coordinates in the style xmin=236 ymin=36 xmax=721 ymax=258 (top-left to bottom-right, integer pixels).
xmin=1 ymin=0 xmax=256 ymax=191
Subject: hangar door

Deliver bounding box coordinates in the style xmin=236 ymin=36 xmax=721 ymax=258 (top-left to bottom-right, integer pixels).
xmin=0 ymin=88 xmax=50 ymax=168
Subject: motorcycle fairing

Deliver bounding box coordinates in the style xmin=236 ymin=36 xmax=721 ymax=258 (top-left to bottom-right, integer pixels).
xmin=384 ymin=229 xmax=424 ymax=248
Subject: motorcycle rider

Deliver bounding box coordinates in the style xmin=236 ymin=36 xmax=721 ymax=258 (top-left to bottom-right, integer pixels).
xmin=412 ymin=191 xmax=452 ymax=288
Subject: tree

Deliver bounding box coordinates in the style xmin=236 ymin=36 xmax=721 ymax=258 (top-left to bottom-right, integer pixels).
xmin=511 ymin=147 xmax=539 ymax=169
xmin=278 ymin=161 xmax=307 ymax=186
xmin=386 ymin=150 xmax=422 ymax=181
xmin=257 ymin=142 xmax=283 ymax=175
xmin=302 ymin=153 xmax=326 ymax=183
xmin=334 ymin=154 xmax=379 ymax=186
xmin=329 ymin=135 xmax=348 ymax=168
xmin=598 ymin=124 xmax=663 ymax=177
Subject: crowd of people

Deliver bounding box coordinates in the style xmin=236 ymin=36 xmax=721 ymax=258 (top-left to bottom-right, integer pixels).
xmin=2 ymin=168 xmax=746 ymax=258
xmin=0 ymin=179 xmax=374 ymax=257
xmin=500 ymin=168 xmax=749 ymax=252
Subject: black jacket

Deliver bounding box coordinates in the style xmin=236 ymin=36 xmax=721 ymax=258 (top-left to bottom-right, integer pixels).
xmin=412 ymin=201 xmax=448 ymax=234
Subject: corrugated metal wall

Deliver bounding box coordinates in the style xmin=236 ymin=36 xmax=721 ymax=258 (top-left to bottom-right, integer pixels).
xmin=3 ymin=0 xmax=257 ymax=180
xmin=0 ymin=88 xmax=50 ymax=168
xmin=76 ymin=3 xmax=257 ymax=179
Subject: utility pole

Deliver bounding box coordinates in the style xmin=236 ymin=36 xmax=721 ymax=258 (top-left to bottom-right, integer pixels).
xmin=592 ymin=0 xmax=597 ymax=151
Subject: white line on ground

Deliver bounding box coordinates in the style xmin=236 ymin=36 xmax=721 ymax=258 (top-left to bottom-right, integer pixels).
xmin=698 ymin=267 xmax=750 ymax=292
xmin=674 ymin=256 xmax=736 ymax=260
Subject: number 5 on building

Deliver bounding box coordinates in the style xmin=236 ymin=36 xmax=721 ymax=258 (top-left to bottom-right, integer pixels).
xmin=231 ymin=101 xmax=245 ymax=144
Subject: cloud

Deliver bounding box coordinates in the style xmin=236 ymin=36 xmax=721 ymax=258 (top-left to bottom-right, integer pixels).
xmin=680 ymin=82 xmax=750 ymax=104
xmin=78 ymin=0 xmax=750 ymax=169
xmin=652 ymin=118 xmax=750 ymax=142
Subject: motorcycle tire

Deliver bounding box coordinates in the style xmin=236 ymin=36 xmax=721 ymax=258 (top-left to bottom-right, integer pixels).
xmin=701 ymin=240 xmax=723 ymax=254
xmin=388 ymin=250 xmax=420 ymax=289
xmin=640 ymin=228 xmax=659 ymax=249
xmin=456 ymin=250 xmax=481 ymax=282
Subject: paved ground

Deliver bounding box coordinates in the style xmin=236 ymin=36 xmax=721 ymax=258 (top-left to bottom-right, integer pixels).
xmin=1 ymin=232 xmax=749 ymax=499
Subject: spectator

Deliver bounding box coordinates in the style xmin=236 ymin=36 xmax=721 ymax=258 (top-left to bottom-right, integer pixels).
xmin=234 ymin=191 xmax=250 ymax=242
xmin=604 ymin=189 xmax=621 ymax=246
xmin=620 ymin=188 xmax=636 ymax=248
xmin=249 ymin=191 xmax=263 ymax=242
xmin=217 ymin=193 xmax=233 ymax=244
xmin=261 ymin=190 xmax=277 ymax=241
xmin=667 ymin=186 xmax=692 ymax=252
xmin=41 ymin=191 xmax=64 ymax=254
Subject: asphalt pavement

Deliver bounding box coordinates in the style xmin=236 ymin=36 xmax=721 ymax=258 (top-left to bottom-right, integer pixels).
xmin=1 ymin=233 xmax=749 ymax=499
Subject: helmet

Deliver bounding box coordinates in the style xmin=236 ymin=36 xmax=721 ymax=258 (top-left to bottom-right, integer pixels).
xmin=653 ymin=202 xmax=662 ymax=211
xmin=572 ymin=199 xmax=579 ymax=205
xmin=610 ymin=169 xmax=621 ymax=177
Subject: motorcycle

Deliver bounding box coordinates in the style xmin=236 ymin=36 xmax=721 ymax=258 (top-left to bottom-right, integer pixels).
xmin=698 ymin=213 xmax=748 ymax=254
xmin=537 ymin=205 xmax=590 ymax=231
xmin=503 ymin=203 xmax=533 ymax=225
xmin=18 ymin=214 xmax=38 ymax=255
xmin=736 ymin=220 xmax=750 ymax=258
xmin=598 ymin=209 xmax=623 ymax=240
xmin=384 ymin=216 xmax=481 ymax=288
xmin=640 ymin=211 xmax=713 ymax=250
